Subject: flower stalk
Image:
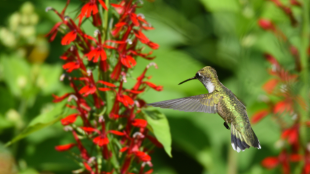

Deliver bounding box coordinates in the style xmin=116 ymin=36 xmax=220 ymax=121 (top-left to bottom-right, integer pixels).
xmin=47 ymin=0 xmax=163 ymax=173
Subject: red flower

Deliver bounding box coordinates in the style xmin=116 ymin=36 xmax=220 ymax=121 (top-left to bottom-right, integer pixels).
xmin=258 ymin=19 xmax=275 ymax=31
xmin=263 ymin=79 xmax=279 ymax=94
xmin=135 ymin=151 xmax=151 ymax=162
xmin=132 ymin=119 xmax=147 ymax=128
xmin=134 ymin=30 xmax=159 ymax=49
xmin=290 ymin=154 xmax=303 ymax=162
xmin=81 ymin=127 xmax=99 ymax=133
xmin=85 ymin=47 xmax=107 ymax=62
xmin=262 ymin=157 xmax=279 ymax=169
xmin=52 ymin=93 xmax=71 ymax=103
xmin=144 ymin=81 xmax=163 ymax=91
xmin=61 ymin=113 xmax=79 ymax=125
xmin=110 ymin=61 xmax=122 ymax=80
xmin=78 ymin=0 xmax=108 ymax=25
xmin=130 ymin=13 xmax=140 ymax=26
xmin=97 ymin=80 xmax=116 ymax=87
xmin=145 ymin=169 xmax=153 ymax=174
xmin=109 ymin=130 xmax=125 ymax=136
xmin=251 ymin=109 xmax=269 ymax=123
xmin=45 ymin=22 xmax=62 ymax=42
xmin=121 ymin=55 xmax=136 ymax=68
xmin=120 ymin=147 xmax=129 ymax=152
xmin=117 ymin=94 xmax=134 ymax=107
xmin=79 ymin=85 xmax=96 ymax=96
xmin=61 ymin=31 xmax=77 ymax=45
xmin=93 ymin=136 xmax=109 ymax=146
xmin=83 ymin=162 xmax=92 ymax=172
xmin=265 ymin=53 xmax=280 ymax=69
xmin=55 ymin=143 xmax=75 ymax=151
xmin=281 ymin=126 xmax=299 ymax=145
xmin=62 ymin=62 xmax=80 ymax=72
xmin=273 ymin=100 xmax=292 ymax=114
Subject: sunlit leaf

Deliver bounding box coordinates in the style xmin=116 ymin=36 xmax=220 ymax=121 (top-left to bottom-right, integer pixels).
xmin=142 ymin=108 xmax=172 ymax=157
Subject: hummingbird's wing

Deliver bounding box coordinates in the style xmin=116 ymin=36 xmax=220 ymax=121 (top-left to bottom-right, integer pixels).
xmin=148 ymin=93 xmax=221 ymax=114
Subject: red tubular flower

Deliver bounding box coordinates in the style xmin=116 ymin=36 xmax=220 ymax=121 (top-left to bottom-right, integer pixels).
xmin=132 ymin=119 xmax=147 ymax=128
xmin=135 ymin=151 xmax=151 ymax=162
xmin=83 ymin=162 xmax=92 ymax=172
xmin=134 ymin=30 xmax=160 ymax=50
xmin=109 ymin=130 xmax=125 ymax=136
xmin=263 ymin=79 xmax=279 ymax=94
xmin=251 ymin=109 xmax=269 ymax=124
xmin=281 ymin=125 xmax=299 ymax=145
xmin=62 ymin=61 xmax=80 ymax=72
xmin=121 ymin=55 xmax=137 ymax=68
xmin=117 ymin=94 xmax=134 ymax=107
xmin=78 ymin=0 xmax=108 ymax=25
xmin=81 ymin=127 xmax=100 ymax=134
xmin=93 ymin=136 xmax=109 ymax=146
xmin=111 ymin=61 xmax=122 ymax=80
xmin=262 ymin=157 xmax=279 ymax=169
xmin=52 ymin=93 xmax=71 ymax=103
xmin=55 ymin=143 xmax=75 ymax=151
xmin=61 ymin=30 xmax=77 ymax=45
xmin=120 ymin=147 xmax=129 ymax=152
xmin=85 ymin=47 xmax=107 ymax=62
xmin=79 ymin=85 xmax=97 ymax=96
xmin=61 ymin=113 xmax=79 ymax=125
xmin=97 ymin=80 xmax=116 ymax=87
xmin=144 ymin=81 xmax=163 ymax=91
xmin=45 ymin=22 xmax=63 ymax=42
xmin=273 ymin=100 xmax=293 ymax=114
xmin=258 ymin=19 xmax=275 ymax=31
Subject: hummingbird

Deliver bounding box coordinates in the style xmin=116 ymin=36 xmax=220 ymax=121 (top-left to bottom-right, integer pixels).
xmin=148 ymin=66 xmax=261 ymax=152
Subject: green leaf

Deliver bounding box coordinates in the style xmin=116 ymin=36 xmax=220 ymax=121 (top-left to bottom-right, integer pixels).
xmin=0 ymin=55 xmax=31 ymax=97
xmin=142 ymin=108 xmax=172 ymax=157
xmin=5 ymin=101 xmax=66 ymax=146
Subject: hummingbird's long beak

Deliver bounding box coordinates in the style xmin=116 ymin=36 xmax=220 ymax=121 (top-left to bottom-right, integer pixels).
xmin=178 ymin=76 xmax=196 ymax=85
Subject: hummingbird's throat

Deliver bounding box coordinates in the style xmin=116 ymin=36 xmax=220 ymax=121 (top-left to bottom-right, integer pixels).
xmin=205 ymin=81 xmax=215 ymax=93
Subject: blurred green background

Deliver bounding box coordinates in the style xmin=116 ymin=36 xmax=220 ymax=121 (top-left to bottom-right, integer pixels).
xmin=0 ymin=0 xmax=301 ymax=173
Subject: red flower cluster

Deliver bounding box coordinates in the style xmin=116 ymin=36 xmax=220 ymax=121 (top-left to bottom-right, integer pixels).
xmin=47 ymin=0 xmax=163 ymax=173
xmin=255 ymin=3 xmax=310 ymax=173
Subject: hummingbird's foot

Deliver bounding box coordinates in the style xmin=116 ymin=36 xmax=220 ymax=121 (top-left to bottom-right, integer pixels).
xmin=224 ymin=122 xmax=230 ymax=130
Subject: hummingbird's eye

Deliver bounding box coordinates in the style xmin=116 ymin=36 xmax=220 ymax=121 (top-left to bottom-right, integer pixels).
xmin=195 ymin=73 xmax=201 ymax=78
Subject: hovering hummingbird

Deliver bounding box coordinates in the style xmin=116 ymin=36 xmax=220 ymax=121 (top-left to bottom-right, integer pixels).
xmin=148 ymin=66 xmax=261 ymax=152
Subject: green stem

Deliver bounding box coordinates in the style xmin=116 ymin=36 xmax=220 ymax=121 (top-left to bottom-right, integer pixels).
xmin=102 ymin=0 xmax=109 ymax=42
xmin=227 ymin=147 xmax=237 ymax=174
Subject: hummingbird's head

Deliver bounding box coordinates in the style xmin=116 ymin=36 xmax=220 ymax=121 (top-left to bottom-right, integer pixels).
xmin=178 ymin=66 xmax=218 ymax=85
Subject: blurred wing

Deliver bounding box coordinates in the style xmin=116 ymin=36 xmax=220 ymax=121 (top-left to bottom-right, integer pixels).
xmin=148 ymin=93 xmax=221 ymax=114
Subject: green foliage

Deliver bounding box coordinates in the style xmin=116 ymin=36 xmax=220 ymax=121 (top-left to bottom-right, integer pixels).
xmin=142 ymin=108 xmax=172 ymax=157
xmin=5 ymin=100 xmax=66 ymax=147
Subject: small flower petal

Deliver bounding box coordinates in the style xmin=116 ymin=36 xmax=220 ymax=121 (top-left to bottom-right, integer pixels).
xmin=261 ymin=157 xmax=279 ymax=169
xmin=55 ymin=143 xmax=75 ymax=151
xmin=61 ymin=113 xmax=79 ymax=125
xmin=93 ymin=136 xmax=109 ymax=146
xmin=132 ymin=119 xmax=147 ymax=128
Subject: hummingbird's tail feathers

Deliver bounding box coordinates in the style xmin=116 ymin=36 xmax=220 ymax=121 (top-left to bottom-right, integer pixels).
xmin=230 ymin=124 xmax=250 ymax=152
xmin=148 ymin=94 xmax=220 ymax=114
xmin=230 ymin=124 xmax=261 ymax=152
